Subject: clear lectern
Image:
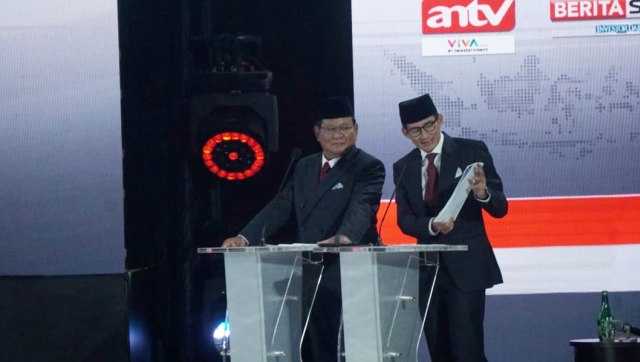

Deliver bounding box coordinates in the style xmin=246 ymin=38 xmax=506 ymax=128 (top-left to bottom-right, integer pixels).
xmin=338 ymin=244 xmax=466 ymax=362
xmin=198 ymin=245 xmax=322 ymax=362
xmin=198 ymin=244 xmax=467 ymax=362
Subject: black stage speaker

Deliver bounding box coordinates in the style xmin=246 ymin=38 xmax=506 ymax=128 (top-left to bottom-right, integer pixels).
xmin=0 ymin=274 xmax=128 ymax=362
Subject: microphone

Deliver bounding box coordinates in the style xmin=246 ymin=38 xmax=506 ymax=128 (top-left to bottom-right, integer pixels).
xmin=259 ymin=147 xmax=302 ymax=246
xmin=276 ymin=147 xmax=302 ymax=195
xmin=377 ymin=162 xmax=409 ymax=245
xmin=612 ymin=320 xmax=640 ymax=336
xmin=259 ymin=223 xmax=267 ymax=246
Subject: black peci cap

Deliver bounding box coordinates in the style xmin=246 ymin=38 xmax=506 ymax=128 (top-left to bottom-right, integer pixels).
xmin=317 ymin=97 xmax=354 ymax=121
xmin=398 ymin=94 xmax=438 ymax=125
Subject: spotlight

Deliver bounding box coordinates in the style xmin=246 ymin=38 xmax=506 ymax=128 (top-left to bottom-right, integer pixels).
xmin=189 ymin=93 xmax=278 ymax=181
xmin=188 ymin=34 xmax=278 ymax=181
xmin=212 ymin=320 xmax=230 ymax=356
xmin=201 ymin=131 xmax=265 ymax=180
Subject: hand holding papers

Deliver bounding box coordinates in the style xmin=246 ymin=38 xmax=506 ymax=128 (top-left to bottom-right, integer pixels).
xmin=433 ymin=162 xmax=483 ymax=223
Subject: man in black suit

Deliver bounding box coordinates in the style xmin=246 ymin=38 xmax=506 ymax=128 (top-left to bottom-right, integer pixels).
xmin=393 ymin=94 xmax=507 ymax=362
xmin=223 ymin=96 xmax=385 ymax=361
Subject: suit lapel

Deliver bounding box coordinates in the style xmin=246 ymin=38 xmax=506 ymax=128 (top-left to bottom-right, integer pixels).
xmin=298 ymin=148 xmax=356 ymax=222
xmin=297 ymin=153 xmax=322 ymax=219
xmin=438 ymin=133 xmax=462 ymax=202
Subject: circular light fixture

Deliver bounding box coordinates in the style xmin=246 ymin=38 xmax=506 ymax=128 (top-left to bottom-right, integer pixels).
xmin=201 ymin=131 xmax=265 ymax=180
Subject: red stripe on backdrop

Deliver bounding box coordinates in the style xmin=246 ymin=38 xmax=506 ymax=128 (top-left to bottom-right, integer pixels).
xmin=377 ymin=196 xmax=640 ymax=247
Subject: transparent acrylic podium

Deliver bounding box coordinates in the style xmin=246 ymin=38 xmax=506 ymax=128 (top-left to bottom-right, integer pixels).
xmin=198 ymin=245 xmax=322 ymax=362
xmin=338 ymin=244 xmax=466 ymax=362
xmin=198 ymin=244 xmax=467 ymax=362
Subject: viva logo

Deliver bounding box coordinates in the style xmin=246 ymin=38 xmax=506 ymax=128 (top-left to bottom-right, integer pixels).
xmin=447 ymin=38 xmax=479 ymax=48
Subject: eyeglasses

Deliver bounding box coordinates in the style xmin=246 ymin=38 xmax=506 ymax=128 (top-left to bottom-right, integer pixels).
xmin=406 ymin=119 xmax=438 ymax=137
xmin=319 ymin=125 xmax=354 ymax=135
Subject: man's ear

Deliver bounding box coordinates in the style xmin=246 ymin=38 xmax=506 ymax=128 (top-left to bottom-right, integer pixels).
xmin=313 ymin=125 xmax=320 ymax=139
xmin=401 ymin=126 xmax=410 ymax=139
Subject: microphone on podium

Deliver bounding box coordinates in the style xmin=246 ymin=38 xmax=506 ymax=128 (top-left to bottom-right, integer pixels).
xmin=259 ymin=147 xmax=302 ymax=246
xmin=377 ymin=162 xmax=409 ymax=246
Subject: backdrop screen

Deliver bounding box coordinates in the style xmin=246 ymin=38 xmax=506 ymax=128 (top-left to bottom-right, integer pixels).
xmin=0 ymin=1 xmax=124 ymax=275
xmin=353 ymin=0 xmax=640 ymax=294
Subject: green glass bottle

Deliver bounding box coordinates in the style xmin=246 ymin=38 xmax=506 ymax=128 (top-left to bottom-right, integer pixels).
xmin=597 ymin=290 xmax=614 ymax=341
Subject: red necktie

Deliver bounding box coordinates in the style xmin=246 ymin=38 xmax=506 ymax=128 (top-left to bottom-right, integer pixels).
xmin=319 ymin=161 xmax=331 ymax=182
xmin=424 ymin=153 xmax=438 ymax=207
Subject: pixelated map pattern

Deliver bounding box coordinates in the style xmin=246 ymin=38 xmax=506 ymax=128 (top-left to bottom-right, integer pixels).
xmin=361 ymin=48 xmax=640 ymax=197
xmin=385 ymin=52 xmax=640 ymax=160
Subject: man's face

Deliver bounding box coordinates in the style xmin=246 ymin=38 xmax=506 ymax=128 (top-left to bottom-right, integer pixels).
xmin=401 ymin=114 xmax=442 ymax=153
xmin=314 ymin=116 xmax=358 ymax=159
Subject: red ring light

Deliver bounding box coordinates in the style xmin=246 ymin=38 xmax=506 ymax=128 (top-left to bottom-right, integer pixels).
xmin=201 ymin=132 xmax=265 ymax=180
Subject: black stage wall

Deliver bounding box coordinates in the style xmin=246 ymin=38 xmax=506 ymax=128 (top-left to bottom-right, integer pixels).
xmin=118 ymin=0 xmax=355 ymax=360
xmin=0 ymin=274 xmax=128 ymax=362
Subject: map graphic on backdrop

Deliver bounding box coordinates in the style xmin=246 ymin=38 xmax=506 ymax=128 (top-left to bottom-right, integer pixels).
xmin=352 ymin=0 xmax=640 ymax=199
xmin=352 ymin=0 xmax=640 ymax=295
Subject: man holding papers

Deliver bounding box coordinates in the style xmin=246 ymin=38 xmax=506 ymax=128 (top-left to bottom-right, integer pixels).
xmin=393 ymin=94 xmax=508 ymax=362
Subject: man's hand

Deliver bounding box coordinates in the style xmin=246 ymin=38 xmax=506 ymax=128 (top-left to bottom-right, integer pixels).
xmin=221 ymin=236 xmax=248 ymax=247
xmin=432 ymin=217 xmax=454 ymax=235
xmin=317 ymin=234 xmax=353 ymax=245
xmin=469 ymin=163 xmax=489 ymax=200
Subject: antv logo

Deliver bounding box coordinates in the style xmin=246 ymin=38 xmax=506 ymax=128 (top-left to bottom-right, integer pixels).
xmin=422 ymin=0 xmax=516 ymax=34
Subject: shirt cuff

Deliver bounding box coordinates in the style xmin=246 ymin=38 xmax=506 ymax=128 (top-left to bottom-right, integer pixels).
xmin=475 ymin=187 xmax=492 ymax=203
xmin=428 ymin=218 xmax=439 ymax=236
xmin=237 ymin=234 xmax=250 ymax=246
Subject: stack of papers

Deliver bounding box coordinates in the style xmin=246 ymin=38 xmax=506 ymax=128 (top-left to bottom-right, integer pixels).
xmin=433 ymin=162 xmax=483 ymax=223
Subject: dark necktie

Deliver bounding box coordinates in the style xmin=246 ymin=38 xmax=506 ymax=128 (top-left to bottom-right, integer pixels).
xmin=319 ymin=161 xmax=331 ymax=182
xmin=424 ymin=153 xmax=438 ymax=207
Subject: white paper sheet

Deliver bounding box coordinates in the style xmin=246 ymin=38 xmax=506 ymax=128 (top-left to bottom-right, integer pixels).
xmin=433 ymin=162 xmax=483 ymax=223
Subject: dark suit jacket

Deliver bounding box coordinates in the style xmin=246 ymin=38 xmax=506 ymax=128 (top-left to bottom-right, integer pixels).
xmin=393 ymin=133 xmax=507 ymax=292
xmin=241 ymin=146 xmax=385 ymax=245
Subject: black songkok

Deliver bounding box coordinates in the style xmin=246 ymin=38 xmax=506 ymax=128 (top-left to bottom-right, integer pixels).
xmin=317 ymin=97 xmax=354 ymax=120
xmin=398 ymin=94 xmax=438 ymax=125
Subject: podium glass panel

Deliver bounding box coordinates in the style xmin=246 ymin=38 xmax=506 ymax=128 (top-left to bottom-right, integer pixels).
xmin=200 ymin=246 xmax=322 ymax=362
xmin=338 ymin=245 xmax=466 ymax=362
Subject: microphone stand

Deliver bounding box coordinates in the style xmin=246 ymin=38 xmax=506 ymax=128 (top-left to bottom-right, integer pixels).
xmin=377 ymin=162 xmax=409 ymax=246
xmin=259 ymin=148 xmax=302 ymax=247
xmin=276 ymin=148 xmax=301 ymax=195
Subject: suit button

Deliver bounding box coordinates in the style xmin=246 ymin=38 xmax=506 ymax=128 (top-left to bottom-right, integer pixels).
xmin=300 ymin=203 xmax=305 ymax=209
xmin=301 ymin=227 xmax=305 ymax=231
